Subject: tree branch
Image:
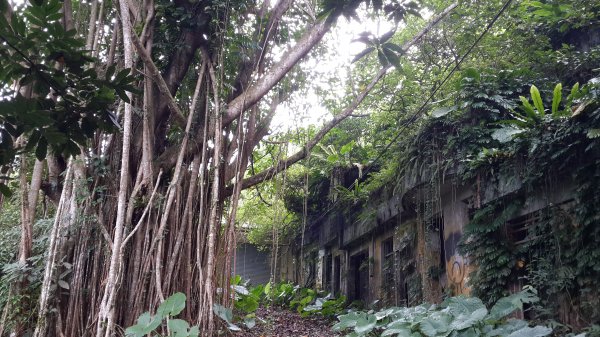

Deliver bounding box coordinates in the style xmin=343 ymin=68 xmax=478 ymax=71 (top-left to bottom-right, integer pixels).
xmin=228 ymin=0 xmax=294 ymax=101
xmin=156 ymin=11 xmax=339 ymax=170
xmin=234 ymin=2 xmax=458 ymax=193
xmin=223 ymin=11 xmax=339 ymax=127
xmin=127 ymin=22 xmax=187 ymax=126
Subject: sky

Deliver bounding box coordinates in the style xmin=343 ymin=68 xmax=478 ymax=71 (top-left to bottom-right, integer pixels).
xmin=270 ymin=16 xmax=395 ymax=134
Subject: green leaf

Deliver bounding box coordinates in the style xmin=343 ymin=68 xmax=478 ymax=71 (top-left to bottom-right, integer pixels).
xmin=115 ymin=88 xmax=130 ymax=103
xmin=491 ymin=127 xmax=523 ymax=143
xmin=378 ymin=29 xmax=396 ymax=44
xmin=115 ymin=68 xmax=131 ymax=82
xmin=551 ymin=83 xmax=562 ymax=117
xmin=462 ymin=68 xmax=480 ymax=82
xmin=327 ymin=153 xmax=340 ymax=163
xmin=231 ymin=274 xmax=242 ymax=285
xmin=354 ymin=314 xmax=377 ymax=334
xmin=377 ymin=50 xmax=388 ymax=67
xmin=586 ymin=128 xmax=600 ymax=139
xmin=333 ymin=312 xmax=361 ymax=331
xmin=519 ymin=96 xmax=538 ymax=122
xmin=124 ymin=325 xmax=148 ymax=337
xmin=213 ymin=303 xmax=233 ymax=324
xmin=444 ymin=296 xmax=486 ymax=315
xmin=340 ymin=140 xmax=355 ymax=155
xmin=487 ymin=320 xmax=528 ymax=336
xmin=419 ymin=314 xmax=451 ymax=337
xmin=488 ymin=289 xmax=538 ymax=321
xmin=530 ymin=85 xmax=545 ymax=117
xmin=106 ymin=64 xmax=117 ymax=79
xmin=244 ymin=317 xmax=256 ymax=329
xmin=381 ymin=47 xmax=401 ymax=70
xmin=458 ymin=327 xmax=479 ymax=337
xmin=449 ymin=307 xmax=487 ymax=330
xmin=125 ymin=312 xmax=162 ymax=337
xmin=157 ymin=292 xmax=186 ymax=318
xmin=235 ymin=295 xmax=258 ymax=313
xmin=167 ymin=319 xmax=190 ymax=337
xmin=431 ymin=105 xmax=457 ymax=118
xmin=383 ymin=42 xmax=404 ymax=54
xmin=188 ymin=326 xmax=199 ymax=337
xmin=506 ymin=326 xmax=552 ymax=337
xmin=419 ymin=319 xmax=439 ymax=337
xmin=567 ymin=82 xmax=580 ymax=106
xmin=381 ymin=324 xmax=411 ymax=336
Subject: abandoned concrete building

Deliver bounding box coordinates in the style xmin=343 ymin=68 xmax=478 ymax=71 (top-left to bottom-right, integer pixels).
xmin=233 ymin=72 xmax=600 ymax=329
xmin=234 ymin=154 xmax=593 ymax=327
xmin=298 ymin=167 xmax=573 ymax=301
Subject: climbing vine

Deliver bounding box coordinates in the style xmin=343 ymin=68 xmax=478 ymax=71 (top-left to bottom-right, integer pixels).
xmin=459 ymin=199 xmax=522 ymax=304
xmin=455 ymin=77 xmax=600 ymax=326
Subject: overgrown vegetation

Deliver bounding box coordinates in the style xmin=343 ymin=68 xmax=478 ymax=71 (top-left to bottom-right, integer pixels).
xmin=124 ymin=278 xmax=348 ymax=335
xmin=251 ymin=0 xmax=600 ymax=333
xmin=214 ymin=277 xmax=348 ymax=331
xmin=334 ymin=287 xmax=554 ymax=337
xmin=1 ymin=0 xmax=600 ymax=334
xmin=125 ymin=293 xmax=200 ymax=337
xmin=129 ymin=285 xmax=566 ymax=337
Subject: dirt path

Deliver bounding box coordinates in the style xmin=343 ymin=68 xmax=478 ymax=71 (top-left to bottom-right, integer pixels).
xmin=233 ymin=307 xmax=341 ymax=337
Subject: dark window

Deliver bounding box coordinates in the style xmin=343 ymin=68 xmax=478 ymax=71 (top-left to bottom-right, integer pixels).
xmin=324 ymin=254 xmax=333 ymax=292
xmin=333 ymin=255 xmax=341 ymax=295
xmin=349 ymin=251 xmax=369 ymax=303
xmin=507 ymin=212 xmax=542 ymax=245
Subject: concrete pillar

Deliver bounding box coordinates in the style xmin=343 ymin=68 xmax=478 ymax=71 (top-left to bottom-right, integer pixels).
xmin=316 ymin=249 xmax=325 ymax=290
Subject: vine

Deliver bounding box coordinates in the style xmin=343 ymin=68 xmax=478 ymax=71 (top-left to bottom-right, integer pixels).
xmin=459 ymin=198 xmax=522 ymax=304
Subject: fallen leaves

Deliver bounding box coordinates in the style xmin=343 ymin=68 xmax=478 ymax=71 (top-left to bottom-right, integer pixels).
xmin=233 ymin=306 xmax=340 ymax=337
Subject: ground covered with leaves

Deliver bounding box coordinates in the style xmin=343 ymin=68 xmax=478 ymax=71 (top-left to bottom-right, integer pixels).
xmin=233 ymin=307 xmax=340 ymax=337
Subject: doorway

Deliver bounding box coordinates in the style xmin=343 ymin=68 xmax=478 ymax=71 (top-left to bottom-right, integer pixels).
xmin=349 ymin=251 xmax=369 ymax=304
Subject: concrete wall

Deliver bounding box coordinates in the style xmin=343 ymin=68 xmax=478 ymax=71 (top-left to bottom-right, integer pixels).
xmin=235 ymin=243 xmax=272 ymax=285
xmin=235 ymin=243 xmax=297 ymax=285
xmin=313 ymin=212 xmax=426 ymax=307
xmin=441 ymin=187 xmax=473 ymax=296
xmin=309 ymin=180 xmax=477 ymax=306
xmin=301 ymin=171 xmax=579 ymax=311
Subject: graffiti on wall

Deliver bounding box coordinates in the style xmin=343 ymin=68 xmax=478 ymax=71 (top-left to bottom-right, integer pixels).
xmin=447 ymin=253 xmax=470 ymax=295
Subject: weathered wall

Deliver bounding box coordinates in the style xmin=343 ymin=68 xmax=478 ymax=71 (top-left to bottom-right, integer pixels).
xmin=235 ymin=243 xmax=272 ymax=285
xmin=301 ymin=171 xmax=581 ymax=311
xmin=442 ymin=197 xmax=471 ymax=295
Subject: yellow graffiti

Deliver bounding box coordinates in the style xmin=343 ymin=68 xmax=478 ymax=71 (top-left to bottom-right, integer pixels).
xmin=446 ymin=254 xmax=470 ymax=295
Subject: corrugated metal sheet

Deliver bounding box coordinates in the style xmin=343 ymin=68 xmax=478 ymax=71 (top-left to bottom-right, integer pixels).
xmin=234 ymin=243 xmax=271 ymax=285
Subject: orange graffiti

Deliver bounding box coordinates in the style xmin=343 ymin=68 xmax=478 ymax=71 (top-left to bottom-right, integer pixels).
xmin=447 ymin=254 xmax=470 ymax=295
